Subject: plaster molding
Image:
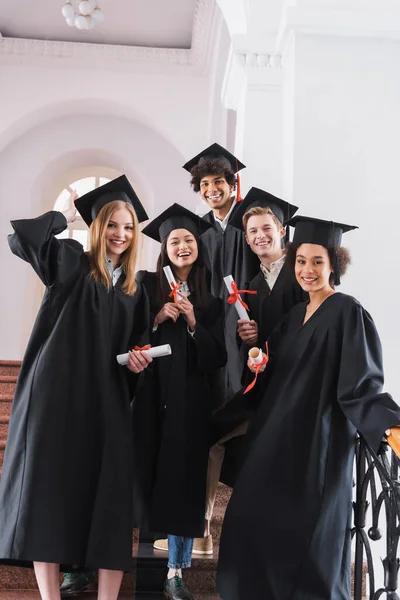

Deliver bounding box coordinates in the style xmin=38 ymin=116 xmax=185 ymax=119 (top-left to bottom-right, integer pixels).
xmin=277 ymin=6 xmax=400 ymax=55
xmin=222 ymin=51 xmax=282 ymax=108
xmin=0 ymin=0 xmax=217 ymax=74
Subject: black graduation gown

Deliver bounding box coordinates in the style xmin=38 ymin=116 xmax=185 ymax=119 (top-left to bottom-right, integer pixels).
xmin=132 ymin=272 xmax=227 ymax=538
xmin=246 ymin=264 xmax=308 ymax=349
xmin=0 ymin=211 xmax=149 ymax=572
xmin=201 ymin=207 xmax=259 ymax=405
xmin=217 ymin=293 xmax=400 ymax=600
xmin=212 ymin=263 xmax=307 ymax=486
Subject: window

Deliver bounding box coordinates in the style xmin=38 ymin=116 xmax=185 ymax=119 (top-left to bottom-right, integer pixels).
xmin=54 ymin=176 xmax=111 ymax=250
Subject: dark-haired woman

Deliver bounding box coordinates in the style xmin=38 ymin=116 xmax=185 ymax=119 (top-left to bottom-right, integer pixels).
xmin=133 ymin=204 xmax=226 ymax=600
xmin=217 ymin=216 xmax=400 ymax=600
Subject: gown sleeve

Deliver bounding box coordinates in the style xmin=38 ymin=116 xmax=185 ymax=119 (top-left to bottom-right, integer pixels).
xmin=8 ymin=211 xmax=83 ymax=287
xmin=192 ymin=297 xmax=227 ymax=374
xmin=337 ymin=300 xmax=400 ymax=453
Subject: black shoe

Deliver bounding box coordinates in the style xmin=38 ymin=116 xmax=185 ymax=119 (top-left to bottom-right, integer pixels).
xmin=163 ymin=575 xmax=194 ymax=600
xmin=60 ymin=571 xmax=95 ymax=596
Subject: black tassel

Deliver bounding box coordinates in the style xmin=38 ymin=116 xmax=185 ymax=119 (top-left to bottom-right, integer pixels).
xmin=333 ymin=248 xmax=341 ymax=286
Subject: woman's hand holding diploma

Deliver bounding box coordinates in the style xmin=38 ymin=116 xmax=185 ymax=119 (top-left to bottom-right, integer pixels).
xmin=177 ymin=296 xmax=196 ymax=331
xmin=127 ymin=349 xmax=153 ymax=373
xmin=155 ymin=302 xmax=180 ymax=325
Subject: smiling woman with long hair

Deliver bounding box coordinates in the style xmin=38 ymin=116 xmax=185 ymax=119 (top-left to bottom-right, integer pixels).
xmin=132 ymin=203 xmax=227 ymax=600
xmin=0 ymin=177 xmax=152 ymax=600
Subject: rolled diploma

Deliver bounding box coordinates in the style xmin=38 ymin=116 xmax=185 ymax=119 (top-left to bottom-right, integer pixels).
xmin=248 ymin=347 xmax=263 ymax=365
xmin=116 ymin=344 xmax=172 ymax=366
xmin=163 ymin=265 xmax=184 ymax=300
xmin=223 ymin=275 xmax=249 ymax=320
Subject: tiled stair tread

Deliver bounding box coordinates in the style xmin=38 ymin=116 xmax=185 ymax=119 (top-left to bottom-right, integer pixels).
xmin=0 ymin=361 xmax=21 ymax=368
xmin=0 ymin=396 xmax=13 ymax=402
xmin=0 ymin=377 xmax=17 ymax=383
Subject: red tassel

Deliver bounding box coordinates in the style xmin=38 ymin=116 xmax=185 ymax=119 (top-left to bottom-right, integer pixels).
xmin=235 ymin=158 xmax=243 ymax=202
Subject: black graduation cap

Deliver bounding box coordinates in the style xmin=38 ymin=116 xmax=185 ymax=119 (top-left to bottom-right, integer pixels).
xmin=74 ymin=175 xmax=148 ymax=227
xmin=142 ymin=203 xmax=213 ymax=243
xmin=286 ymin=216 xmax=358 ymax=247
xmin=286 ymin=216 xmax=358 ymax=285
xmin=182 ymin=143 xmax=246 ymax=174
xmin=230 ymin=187 xmax=299 ymax=230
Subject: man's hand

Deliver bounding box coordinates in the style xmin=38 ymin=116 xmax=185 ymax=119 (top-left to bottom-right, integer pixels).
xmin=238 ymin=319 xmax=258 ymax=345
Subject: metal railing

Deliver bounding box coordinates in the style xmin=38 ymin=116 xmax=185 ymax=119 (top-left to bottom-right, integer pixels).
xmin=352 ymin=436 xmax=400 ymax=599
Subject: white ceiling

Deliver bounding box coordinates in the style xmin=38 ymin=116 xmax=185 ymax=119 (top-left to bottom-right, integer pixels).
xmin=0 ymin=0 xmax=198 ymax=48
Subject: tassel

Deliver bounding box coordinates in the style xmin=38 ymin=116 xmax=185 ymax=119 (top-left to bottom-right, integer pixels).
xmin=235 ymin=159 xmax=243 ymax=202
xmin=333 ymin=248 xmax=341 ymax=286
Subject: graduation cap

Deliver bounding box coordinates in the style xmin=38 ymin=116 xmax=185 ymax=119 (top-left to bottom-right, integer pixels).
xmin=230 ymin=187 xmax=299 ymax=230
xmin=286 ymin=215 xmax=358 ymax=285
xmin=142 ymin=203 xmax=213 ymax=243
xmin=74 ymin=175 xmax=148 ymax=227
xmin=286 ymin=216 xmax=358 ymax=247
xmin=182 ymin=143 xmax=246 ymax=201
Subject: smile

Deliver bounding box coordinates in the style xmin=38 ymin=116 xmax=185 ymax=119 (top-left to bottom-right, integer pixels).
xmin=207 ymin=193 xmax=223 ymax=201
xmin=177 ymin=252 xmax=191 ymax=258
xmin=302 ymin=277 xmax=317 ymax=283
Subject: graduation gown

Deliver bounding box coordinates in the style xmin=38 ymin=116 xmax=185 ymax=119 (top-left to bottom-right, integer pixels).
xmin=0 ymin=211 xmax=149 ymax=572
xmin=246 ymin=263 xmax=308 ymax=349
xmin=213 ymin=262 xmax=307 ymax=486
xmin=201 ymin=207 xmax=259 ymax=404
xmin=217 ymin=293 xmax=400 ymax=600
xmin=132 ymin=271 xmax=227 ymax=538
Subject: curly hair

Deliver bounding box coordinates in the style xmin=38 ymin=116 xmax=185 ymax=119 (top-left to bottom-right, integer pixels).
xmin=286 ymin=243 xmax=351 ymax=288
xmin=190 ymin=158 xmax=237 ymax=193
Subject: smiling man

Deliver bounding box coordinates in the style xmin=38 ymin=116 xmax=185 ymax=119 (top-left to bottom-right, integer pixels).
xmin=231 ymin=187 xmax=307 ymax=349
xmin=182 ymin=144 xmax=260 ymax=405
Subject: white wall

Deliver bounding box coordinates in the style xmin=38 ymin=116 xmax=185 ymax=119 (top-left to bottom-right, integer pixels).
xmin=286 ymin=33 xmax=400 ymax=399
xmin=0 ymin=58 xmax=216 ymax=359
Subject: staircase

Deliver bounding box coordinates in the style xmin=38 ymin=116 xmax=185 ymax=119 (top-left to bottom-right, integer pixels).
xmin=0 ymin=361 xmax=20 ymax=476
xmin=0 ymin=361 xmax=365 ymax=599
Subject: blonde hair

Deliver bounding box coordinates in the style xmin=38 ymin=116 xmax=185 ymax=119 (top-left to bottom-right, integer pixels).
xmin=242 ymin=206 xmax=283 ymax=232
xmin=88 ymin=200 xmax=139 ymax=296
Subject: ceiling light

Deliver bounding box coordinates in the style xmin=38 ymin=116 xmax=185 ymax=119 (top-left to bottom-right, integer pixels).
xmin=61 ymin=0 xmax=104 ymax=30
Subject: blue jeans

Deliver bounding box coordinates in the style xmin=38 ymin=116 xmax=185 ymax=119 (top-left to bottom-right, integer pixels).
xmin=167 ymin=534 xmax=194 ymax=569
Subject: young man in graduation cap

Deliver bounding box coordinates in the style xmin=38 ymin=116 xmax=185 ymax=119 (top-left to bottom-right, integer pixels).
xmin=203 ymin=187 xmax=308 ymax=547
xmin=182 ymin=144 xmax=260 ymax=406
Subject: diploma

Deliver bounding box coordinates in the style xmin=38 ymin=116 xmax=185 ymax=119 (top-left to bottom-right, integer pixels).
xmin=248 ymin=347 xmax=263 ymax=365
xmin=163 ymin=265 xmax=183 ymax=302
xmin=116 ymin=344 xmax=172 ymax=366
xmin=223 ymin=275 xmax=249 ymax=320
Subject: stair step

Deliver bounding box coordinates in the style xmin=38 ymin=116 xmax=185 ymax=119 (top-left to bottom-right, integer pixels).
xmin=0 ymin=416 xmax=9 ymax=425
xmin=0 ymin=377 xmax=17 ymax=384
xmin=0 ymin=361 xmax=21 ymax=377
xmin=0 ymin=396 xmax=13 ymax=403
xmin=0 ymin=564 xmax=135 ymax=591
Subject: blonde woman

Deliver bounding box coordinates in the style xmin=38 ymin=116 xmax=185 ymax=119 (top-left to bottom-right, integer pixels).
xmin=0 ymin=177 xmax=152 ymax=600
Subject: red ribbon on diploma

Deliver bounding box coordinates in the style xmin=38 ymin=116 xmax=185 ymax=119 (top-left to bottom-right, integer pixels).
xmin=227 ymin=281 xmax=257 ymax=312
xmin=168 ymin=282 xmax=180 ymax=304
xmin=244 ymin=342 xmax=269 ymax=394
xmin=134 ymin=345 xmax=151 ymax=352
